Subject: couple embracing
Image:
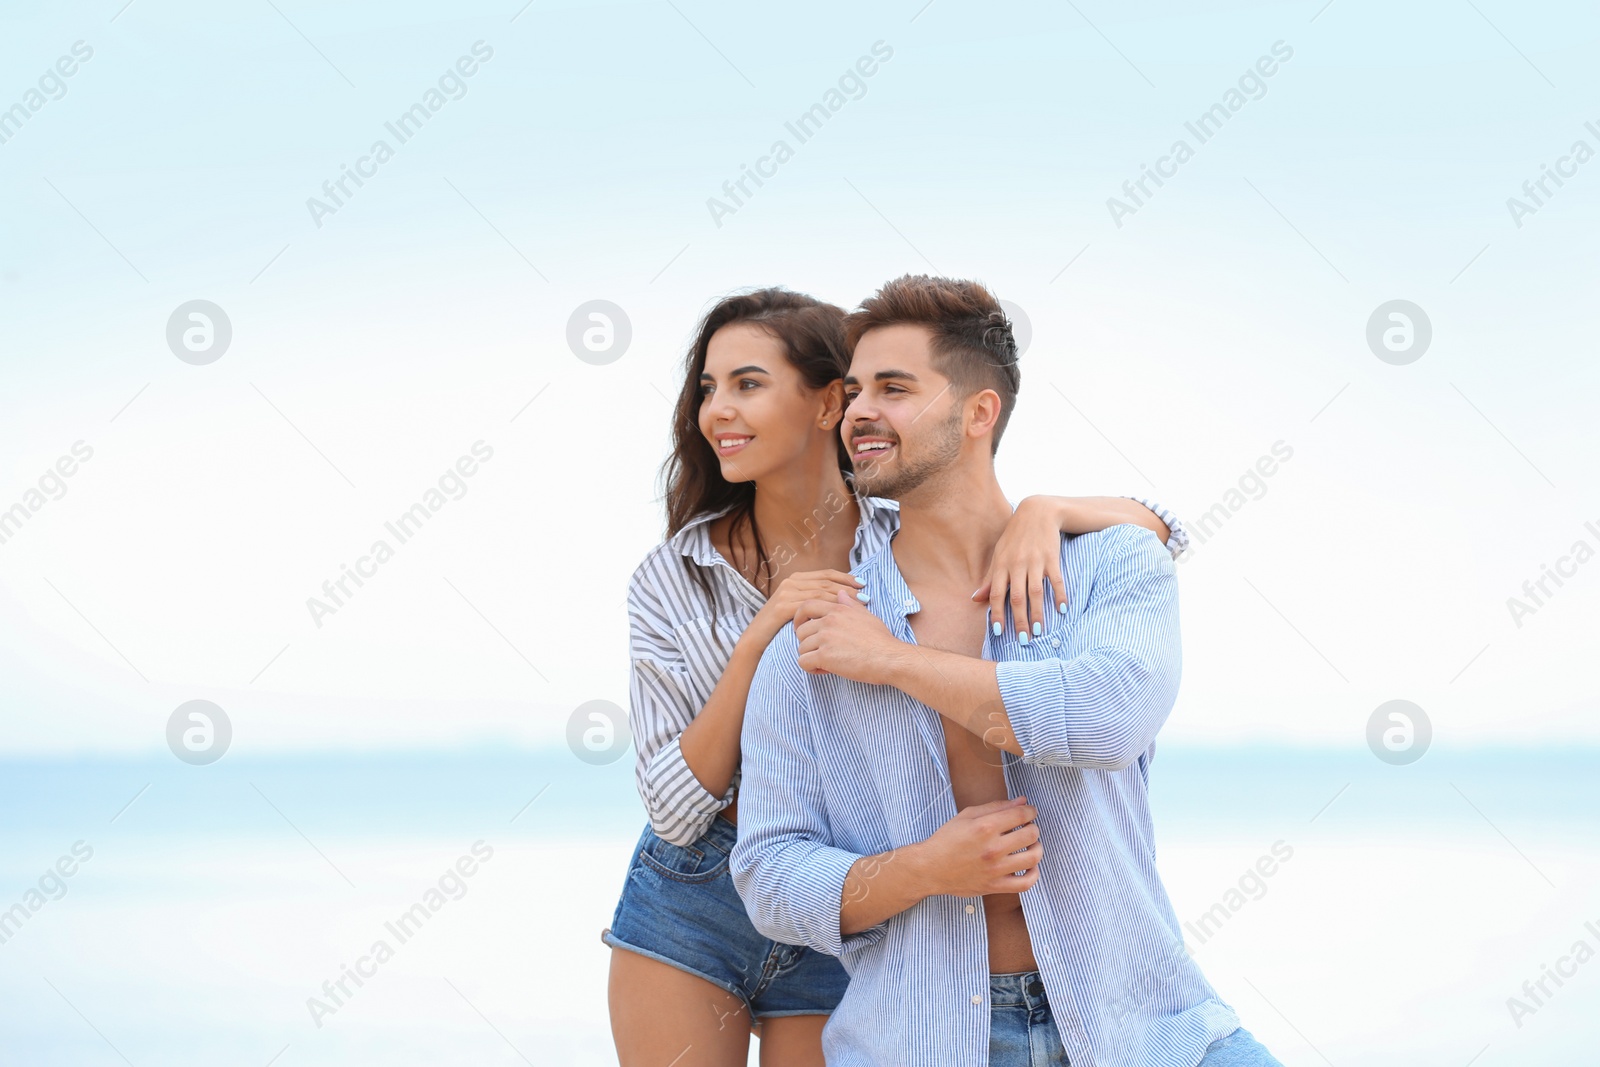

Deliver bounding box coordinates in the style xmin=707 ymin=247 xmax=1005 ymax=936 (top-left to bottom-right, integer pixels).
xmin=601 ymin=275 xmax=1282 ymax=1067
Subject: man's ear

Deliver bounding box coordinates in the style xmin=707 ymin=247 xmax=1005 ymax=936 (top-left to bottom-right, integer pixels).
xmin=967 ymin=388 xmax=1003 ymax=441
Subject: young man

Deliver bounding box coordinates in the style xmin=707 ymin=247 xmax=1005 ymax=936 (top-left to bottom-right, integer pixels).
xmin=729 ymin=276 xmax=1283 ymax=1066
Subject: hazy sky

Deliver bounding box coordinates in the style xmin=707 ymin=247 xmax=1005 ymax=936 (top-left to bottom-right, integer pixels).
xmin=2 ymin=0 xmax=1595 ymax=754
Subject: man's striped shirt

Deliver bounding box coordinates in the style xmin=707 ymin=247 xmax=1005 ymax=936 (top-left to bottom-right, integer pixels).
xmin=625 ymin=494 xmax=1188 ymax=847
xmin=729 ymin=522 xmax=1237 ymax=1066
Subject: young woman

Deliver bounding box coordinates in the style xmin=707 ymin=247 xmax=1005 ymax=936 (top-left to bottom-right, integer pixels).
xmin=602 ymin=288 xmax=1190 ymax=1067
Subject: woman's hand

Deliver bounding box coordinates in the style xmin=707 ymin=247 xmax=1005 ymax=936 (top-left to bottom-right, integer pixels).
xmin=749 ymin=569 xmax=867 ymax=645
xmin=972 ymin=497 xmax=1070 ymax=641
xmin=974 ymin=495 xmax=1176 ymax=637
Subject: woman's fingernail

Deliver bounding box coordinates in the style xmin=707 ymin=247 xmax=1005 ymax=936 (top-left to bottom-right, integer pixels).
xmin=856 ymin=591 xmax=870 ymax=603
xmin=992 ymin=622 xmax=1002 ymax=636
xmin=855 ymin=576 xmax=866 ymax=585
xmin=1031 ymin=622 xmax=1042 ymax=637
xmin=1019 ymin=632 xmax=1029 ymax=646
xmin=1057 ymin=602 xmax=1068 ymax=614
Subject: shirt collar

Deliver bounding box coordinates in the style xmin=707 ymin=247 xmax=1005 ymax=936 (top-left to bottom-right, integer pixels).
xmin=856 ymin=537 xmax=922 ymax=619
xmin=671 ymin=503 xmax=740 ymax=570
xmin=856 ymin=496 xmax=1032 ymax=623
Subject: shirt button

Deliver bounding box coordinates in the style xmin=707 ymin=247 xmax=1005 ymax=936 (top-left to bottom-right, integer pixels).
xmin=971 ymin=994 xmax=982 ymax=1005
xmin=965 ymin=904 xmax=976 ymax=914
xmin=1050 ymin=637 xmax=1060 ymax=648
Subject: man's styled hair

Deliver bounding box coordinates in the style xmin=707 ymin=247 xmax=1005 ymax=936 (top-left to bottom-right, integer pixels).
xmin=842 ymin=274 xmax=1021 ymax=455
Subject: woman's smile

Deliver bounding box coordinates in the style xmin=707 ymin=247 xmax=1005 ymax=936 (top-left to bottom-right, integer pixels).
xmin=715 ymin=432 xmax=753 ymax=456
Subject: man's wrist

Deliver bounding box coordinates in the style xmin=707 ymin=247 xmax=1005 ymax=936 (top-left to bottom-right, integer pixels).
xmin=892 ymin=837 xmax=941 ymax=901
xmin=870 ymin=639 xmax=908 ymax=687
xmin=873 ymin=639 xmax=917 ymax=689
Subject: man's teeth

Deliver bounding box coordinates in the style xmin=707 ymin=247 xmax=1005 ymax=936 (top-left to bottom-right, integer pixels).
xmin=856 ymin=441 xmax=893 ymax=454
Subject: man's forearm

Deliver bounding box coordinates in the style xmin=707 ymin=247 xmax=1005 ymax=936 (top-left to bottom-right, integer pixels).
xmin=839 ymin=839 xmax=939 ymax=935
xmin=879 ymin=644 xmax=1022 ymax=757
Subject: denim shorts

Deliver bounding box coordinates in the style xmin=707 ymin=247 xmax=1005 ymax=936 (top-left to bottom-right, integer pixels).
xmin=600 ymin=813 xmax=850 ymax=1019
xmin=989 ymin=970 xmax=1283 ymax=1066
xmin=990 ymin=970 xmax=1070 ymax=1066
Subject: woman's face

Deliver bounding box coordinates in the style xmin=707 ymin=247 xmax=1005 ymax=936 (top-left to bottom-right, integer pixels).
xmin=698 ymin=322 xmax=832 ymax=484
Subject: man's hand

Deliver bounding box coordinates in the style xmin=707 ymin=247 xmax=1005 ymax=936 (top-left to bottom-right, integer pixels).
xmin=918 ymin=797 xmax=1041 ymax=897
xmin=794 ymin=588 xmax=903 ymax=684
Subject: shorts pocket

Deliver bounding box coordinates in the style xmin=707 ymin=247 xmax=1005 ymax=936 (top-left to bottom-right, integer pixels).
xmin=638 ymin=833 xmax=730 ymax=885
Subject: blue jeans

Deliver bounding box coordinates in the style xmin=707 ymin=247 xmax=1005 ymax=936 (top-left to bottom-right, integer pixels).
xmin=989 ymin=970 xmax=1283 ymax=1066
xmin=601 ymin=814 xmax=849 ymax=1019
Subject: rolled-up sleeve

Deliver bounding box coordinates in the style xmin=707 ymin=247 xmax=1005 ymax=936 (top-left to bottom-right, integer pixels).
xmin=996 ymin=525 xmax=1182 ymax=769
xmin=730 ymin=628 xmax=888 ymax=958
xmin=1123 ymin=495 xmax=1190 ymax=559
xmin=627 ymin=575 xmax=735 ymax=847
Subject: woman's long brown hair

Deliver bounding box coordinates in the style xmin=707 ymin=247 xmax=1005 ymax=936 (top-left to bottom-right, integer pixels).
xmin=659 ymin=287 xmax=854 ymax=633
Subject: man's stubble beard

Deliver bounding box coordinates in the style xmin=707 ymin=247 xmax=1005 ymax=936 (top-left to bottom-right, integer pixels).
xmin=853 ymin=405 xmax=964 ymax=501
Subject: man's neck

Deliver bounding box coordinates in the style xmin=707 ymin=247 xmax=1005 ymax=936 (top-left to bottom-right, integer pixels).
xmin=891 ymin=468 xmax=1016 ymax=591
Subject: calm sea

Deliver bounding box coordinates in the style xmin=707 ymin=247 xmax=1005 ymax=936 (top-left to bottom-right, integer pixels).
xmin=2 ymin=745 xmax=1595 ymax=1065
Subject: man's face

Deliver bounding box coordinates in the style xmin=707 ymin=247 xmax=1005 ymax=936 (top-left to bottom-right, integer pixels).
xmin=841 ymin=324 xmax=965 ymax=499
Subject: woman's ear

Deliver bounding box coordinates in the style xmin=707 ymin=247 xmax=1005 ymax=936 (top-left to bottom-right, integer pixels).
xmin=821 ymin=380 xmax=846 ymax=428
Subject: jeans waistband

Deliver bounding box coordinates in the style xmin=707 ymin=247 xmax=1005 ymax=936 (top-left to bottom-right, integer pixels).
xmin=696 ymin=810 xmax=737 ymax=853
xmin=990 ymin=969 xmax=1048 ymax=1009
